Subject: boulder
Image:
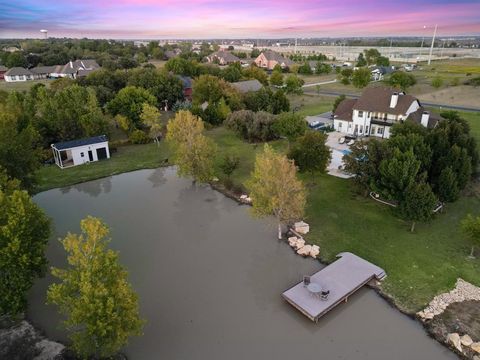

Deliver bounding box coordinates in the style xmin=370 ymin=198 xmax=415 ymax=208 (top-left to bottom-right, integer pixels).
xmin=447 ymin=333 xmax=462 ymax=353
xmin=460 ymin=334 xmax=473 ymax=347
xmin=310 ymin=245 xmax=320 ymax=258
xmin=288 ymin=236 xmax=298 ymax=246
xmin=295 ymin=239 xmax=305 ymax=250
xmin=297 ymin=245 xmax=312 ymax=256
xmin=240 ymin=195 xmax=248 ymax=200
xmin=471 ymin=342 xmax=480 ymax=354
xmin=294 ymin=221 xmax=310 ymax=234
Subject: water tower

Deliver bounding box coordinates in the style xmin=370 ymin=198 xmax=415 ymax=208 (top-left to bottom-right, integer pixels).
xmin=40 ymin=29 xmax=48 ymax=39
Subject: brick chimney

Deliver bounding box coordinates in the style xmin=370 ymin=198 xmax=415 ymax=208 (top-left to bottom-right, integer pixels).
xmin=390 ymin=92 xmax=398 ymax=108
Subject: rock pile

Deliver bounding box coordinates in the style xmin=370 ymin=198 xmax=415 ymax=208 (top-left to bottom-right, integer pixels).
xmin=446 ymin=332 xmax=480 ymax=356
xmin=288 ymin=236 xmax=319 ymax=258
xmin=239 ymin=194 xmax=252 ymax=203
xmin=418 ymin=279 xmax=480 ymax=320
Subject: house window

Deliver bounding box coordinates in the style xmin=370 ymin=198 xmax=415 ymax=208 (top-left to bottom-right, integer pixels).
xmin=338 ymin=122 xmax=342 ymax=129
xmin=358 ymin=111 xmax=364 ymax=117
xmin=348 ymin=123 xmax=352 ymax=129
xmin=80 ymin=152 xmax=84 ymax=157
xmin=377 ymin=127 xmax=384 ymax=135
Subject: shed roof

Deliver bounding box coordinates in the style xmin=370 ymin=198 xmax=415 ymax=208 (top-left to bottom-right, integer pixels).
xmin=5 ymin=67 xmax=33 ymax=76
xmin=52 ymin=135 xmax=108 ymax=150
xmin=231 ymin=79 xmax=263 ymax=93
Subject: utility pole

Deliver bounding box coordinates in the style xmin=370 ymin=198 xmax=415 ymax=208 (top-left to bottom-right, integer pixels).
xmin=294 ymin=38 xmax=297 ymax=54
xmin=428 ymin=24 xmax=437 ymax=65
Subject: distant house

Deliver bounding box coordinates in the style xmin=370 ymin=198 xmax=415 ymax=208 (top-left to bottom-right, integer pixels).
xmin=370 ymin=66 xmax=395 ymax=81
xmin=4 ymin=67 xmax=34 ymax=82
xmin=50 ymin=60 xmax=100 ymax=79
xmin=204 ymin=51 xmax=240 ymax=65
xmin=30 ymin=65 xmax=57 ymax=79
xmin=255 ymin=50 xmax=294 ymax=70
xmin=231 ymin=79 xmax=263 ymax=93
xmin=0 ymin=66 xmax=8 ymax=80
xmin=333 ymin=87 xmax=441 ymax=139
xmin=177 ymin=75 xmax=193 ymax=101
xmin=164 ymin=49 xmax=181 ymax=60
xmin=51 ymin=135 xmax=110 ymax=169
xmin=2 ymin=46 xmax=20 ymax=53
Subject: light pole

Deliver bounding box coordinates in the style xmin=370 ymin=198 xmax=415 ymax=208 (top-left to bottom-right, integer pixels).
xmin=420 ymin=25 xmax=427 ymax=58
xmin=428 ymin=24 xmax=438 ymax=65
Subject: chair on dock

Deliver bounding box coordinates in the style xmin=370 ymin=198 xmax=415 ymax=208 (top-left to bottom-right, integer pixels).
xmin=303 ymin=276 xmax=311 ymax=287
xmin=320 ymin=290 xmax=330 ymax=301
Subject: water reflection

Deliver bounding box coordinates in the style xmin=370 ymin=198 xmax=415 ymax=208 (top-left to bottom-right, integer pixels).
xmin=29 ymin=169 xmax=456 ymax=360
xmin=59 ymin=177 xmax=112 ymax=197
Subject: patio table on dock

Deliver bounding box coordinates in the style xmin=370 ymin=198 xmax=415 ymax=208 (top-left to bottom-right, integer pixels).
xmin=282 ymin=252 xmax=386 ymax=322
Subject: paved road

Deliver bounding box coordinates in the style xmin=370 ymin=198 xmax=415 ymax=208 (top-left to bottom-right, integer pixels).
xmin=303 ymin=89 xmax=480 ymax=112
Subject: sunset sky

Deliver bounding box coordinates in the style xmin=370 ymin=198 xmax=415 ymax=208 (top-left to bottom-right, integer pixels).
xmin=1 ymin=0 xmax=479 ymax=39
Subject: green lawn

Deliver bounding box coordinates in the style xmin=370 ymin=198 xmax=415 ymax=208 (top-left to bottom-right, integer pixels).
xmin=288 ymin=94 xmax=335 ymax=116
xmin=0 ymin=79 xmax=51 ymax=92
xmin=34 ymin=107 xmax=480 ymax=313
xmin=35 ymin=142 xmax=171 ymax=193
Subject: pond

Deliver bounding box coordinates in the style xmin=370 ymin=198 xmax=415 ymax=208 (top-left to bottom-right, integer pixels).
xmin=28 ymin=168 xmax=456 ymax=360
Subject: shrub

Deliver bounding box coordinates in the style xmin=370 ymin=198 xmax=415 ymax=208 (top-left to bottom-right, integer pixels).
xmin=431 ymin=76 xmax=443 ymax=89
xmin=224 ymin=110 xmax=278 ymax=142
xmin=129 ymin=129 xmax=150 ymax=144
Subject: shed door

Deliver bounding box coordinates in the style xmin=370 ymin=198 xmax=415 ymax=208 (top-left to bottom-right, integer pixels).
xmin=96 ymin=147 xmax=107 ymax=160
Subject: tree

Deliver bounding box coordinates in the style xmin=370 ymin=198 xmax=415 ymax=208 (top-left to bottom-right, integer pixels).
xmin=0 ymin=103 xmax=41 ymax=191
xmin=47 ymin=217 xmax=144 ymax=358
xmin=284 ymin=74 xmax=304 ymax=94
xmin=250 ymin=48 xmax=260 ymax=58
xmin=399 ymin=182 xmax=437 ymax=232
xmin=288 ymin=131 xmax=331 ymax=180
xmin=339 ymin=68 xmax=353 ymax=85
xmin=243 ymin=65 xmax=269 ymax=86
xmin=315 ymin=62 xmax=331 ymax=75
xmin=352 ymin=67 xmax=371 ymax=88
xmin=364 ymin=48 xmax=381 ymax=65
xmin=222 ymin=63 xmax=242 ymax=82
xmin=5 ymin=52 xmax=27 ymax=68
xmin=224 ymin=110 xmax=277 ymax=142
xmin=378 ymin=148 xmax=420 ymax=203
xmin=246 ymin=144 xmax=306 ymax=239
xmin=166 ymin=110 xmax=216 ymax=182
xmin=270 ymin=70 xmax=284 ymax=86
xmin=377 ymin=56 xmax=390 ymax=66
xmin=219 ymin=154 xmax=240 ymax=180
xmin=437 ymin=166 xmax=459 ymax=202
xmin=0 ymin=180 xmax=50 ymax=315
xmin=388 ymin=71 xmax=416 ymax=90
xmin=270 ymin=90 xmax=290 ymax=114
xmin=461 ymin=214 xmax=480 ymax=258
xmin=140 ymin=103 xmax=162 ymax=142
xmin=332 ymin=94 xmax=346 ymax=112
xmin=297 ymin=62 xmax=313 ymax=75
xmin=107 ymin=86 xmax=156 ymax=127
xmin=356 ymin=52 xmax=367 ymax=67
xmin=273 ymin=112 xmax=308 ymax=149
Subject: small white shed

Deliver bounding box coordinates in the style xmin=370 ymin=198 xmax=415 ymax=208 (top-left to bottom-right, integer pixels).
xmin=51 ymin=135 xmax=110 ymax=169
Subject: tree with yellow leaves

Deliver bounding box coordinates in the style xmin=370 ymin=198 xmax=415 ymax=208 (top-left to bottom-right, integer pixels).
xmin=246 ymin=144 xmax=306 ymax=239
xmin=166 ymin=110 xmax=216 ymax=183
xmin=140 ymin=103 xmax=163 ymax=143
xmin=47 ymin=216 xmax=144 ymax=359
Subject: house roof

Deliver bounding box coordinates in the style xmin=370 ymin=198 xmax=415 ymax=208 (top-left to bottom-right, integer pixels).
xmin=0 ymin=65 xmax=8 ymax=72
xmin=231 ymin=79 xmax=263 ymax=93
xmin=353 ymin=87 xmax=418 ymax=115
xmin=5 ymin=67 xmax=33 ymax=76
xmin=333 ymin=98 xmax=357 ymax=121
xmin=60 ymin=59 xmax=100 ymax=75
xmin=52 ymin=135 xmax=108 ymax=150
xmin=208 ymin=51 xmax=240 ymax=63
xmin=407 ymin=108 xmax=442 ymax=129
xmin=30 ymin=65 xmax=57 ymax=74
xmin=260 ymin=50 xmax=294 ymax=66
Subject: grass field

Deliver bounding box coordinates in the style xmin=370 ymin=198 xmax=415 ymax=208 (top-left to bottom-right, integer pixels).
xmin=34 ymin=102 xmax=480 ymax=312
xmin=0 ymin=79 xmax=51 ymax=92
xmin=289 ymin=94 xmax=335 ymax=116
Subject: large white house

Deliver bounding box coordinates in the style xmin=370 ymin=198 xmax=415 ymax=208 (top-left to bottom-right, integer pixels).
xmin=51 ymin=135 xmax=110 ymax=169
xmin=4 ymin=67 xmax=35 ymax=82
xmin=333 ymin=87 xmax=441 ymax=139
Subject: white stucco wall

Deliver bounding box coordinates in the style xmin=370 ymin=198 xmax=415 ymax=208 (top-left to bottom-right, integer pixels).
xmin=67 ymin=142 xmax=110 ymax=166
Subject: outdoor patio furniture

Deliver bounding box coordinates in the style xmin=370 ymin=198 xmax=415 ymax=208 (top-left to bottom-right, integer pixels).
xmin=320 ymin=290 xmax=330 ymax=301
xmin=347 ymin=139 xmax=355 ymax=146
xmin=303 ymin=276 xmax=311 ymax=286
xmin=307 ymin=283 xmax=322 ymax=297
xmin=338 ymin=137 xmax=346 ymax=144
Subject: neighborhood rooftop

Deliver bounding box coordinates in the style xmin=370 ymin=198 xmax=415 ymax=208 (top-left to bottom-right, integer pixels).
xmin=354 ymin=87 xmax=418 ymax=115
xmin=231 ymin=79 xmax=263 ymax=93
xmin=51 ymin=135 xmax=108 ymax=150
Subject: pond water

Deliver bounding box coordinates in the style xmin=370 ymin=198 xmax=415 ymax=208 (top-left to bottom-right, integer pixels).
xmin=29 ymin=168 xmax=456 ymax=360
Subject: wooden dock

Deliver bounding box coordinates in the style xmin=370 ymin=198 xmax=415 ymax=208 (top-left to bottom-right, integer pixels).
xmin=282 ymin=252 xmax=386 ymax=322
